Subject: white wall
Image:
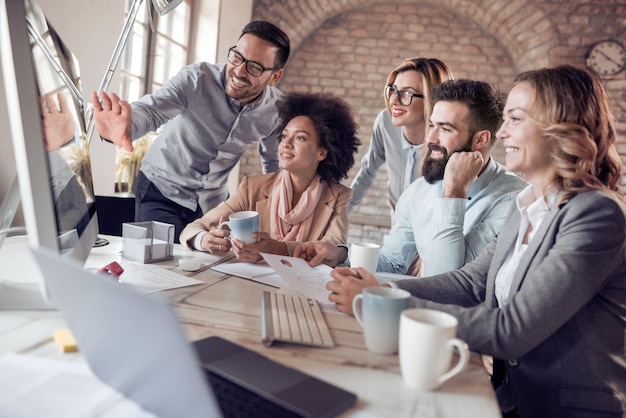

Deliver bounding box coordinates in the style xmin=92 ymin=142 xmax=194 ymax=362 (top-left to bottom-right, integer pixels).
xmin=0 ymin=0 xmax=254 ymax=225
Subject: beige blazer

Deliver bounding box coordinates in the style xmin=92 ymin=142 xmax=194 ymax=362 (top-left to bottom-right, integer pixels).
xmin=179 ymin=172 xmax=352 ymax=255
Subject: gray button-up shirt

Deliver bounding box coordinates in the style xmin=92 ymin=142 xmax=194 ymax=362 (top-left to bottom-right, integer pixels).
xmin=350 ymin=109 xmax=423 ymax=212
xmin=131 ymin=62 xmax=281 ymax=212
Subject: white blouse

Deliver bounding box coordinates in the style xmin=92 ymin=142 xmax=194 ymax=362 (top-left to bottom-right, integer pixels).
xmin=494 ymin=185 xmax=559 ymax=306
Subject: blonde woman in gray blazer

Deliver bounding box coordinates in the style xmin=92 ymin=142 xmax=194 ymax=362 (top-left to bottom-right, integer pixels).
xmin=326 ymin=66 xmax=626 ymax=418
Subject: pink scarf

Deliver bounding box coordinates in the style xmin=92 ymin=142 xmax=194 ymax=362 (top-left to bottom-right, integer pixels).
xmin=270 ymin=170 xmax=325 ymax=242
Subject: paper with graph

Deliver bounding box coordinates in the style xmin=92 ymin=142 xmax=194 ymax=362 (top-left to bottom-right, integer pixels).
xmin=260 ymin=253 xmax=335 ymax=309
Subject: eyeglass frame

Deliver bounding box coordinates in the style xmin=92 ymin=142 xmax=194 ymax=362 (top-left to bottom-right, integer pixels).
xmin=227 ymin=46 xmax=279 ymax=77
xmin=384 ymin=85 xmax=424 ymax=106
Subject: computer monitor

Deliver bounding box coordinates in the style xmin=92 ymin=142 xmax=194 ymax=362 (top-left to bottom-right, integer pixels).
xmin=0 ymin=0 xmax=99 ymax=309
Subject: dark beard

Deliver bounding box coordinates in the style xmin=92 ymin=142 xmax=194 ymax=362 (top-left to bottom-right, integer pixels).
xmin=422 ymin=138 xmax=474 ymax=184
xmin=422 ymin=145 xmax=448 ymax=184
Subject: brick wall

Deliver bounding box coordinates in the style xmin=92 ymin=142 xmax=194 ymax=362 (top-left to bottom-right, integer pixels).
xmin=238 ymin=0 xmax=626 ymax=243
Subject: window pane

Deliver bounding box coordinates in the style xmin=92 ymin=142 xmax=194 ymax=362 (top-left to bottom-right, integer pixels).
xmin=125 ymin=24 xmax=148 ymax=76
xmin=120 ymin=22 xmax=147 ymax=101
xmin=152 ymin=35 xmax=186 ymax=87
xmin=157 ymin=2 xmax=190 ymax=46
xmin=120 ymin=73 xmax=144 ymax=102
xmin=119 ymin=0 xmax=191 ymax=96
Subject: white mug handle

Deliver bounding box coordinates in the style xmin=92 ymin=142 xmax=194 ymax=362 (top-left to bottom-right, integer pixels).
xmin=437 ymin=338 xmax=470 ymax=386
xmin=352 ymin=294 xmax=364 ymax=328
xmin=217 ymin=221 xmax=231 ymax=240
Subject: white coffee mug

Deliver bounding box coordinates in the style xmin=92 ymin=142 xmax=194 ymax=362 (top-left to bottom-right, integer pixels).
xmin=218 ymin=211 xmax=259 ymax=244
xmin=349 ymin=242 xmax=380 ymax=273
xmin=399 ymin=308 xmax=470 ymax=390
xmin=352 ymin=287 xmax=411 ymax=354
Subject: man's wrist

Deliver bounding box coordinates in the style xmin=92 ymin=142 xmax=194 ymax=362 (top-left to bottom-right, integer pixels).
xmin=442 ymin=184 xmax=468 ymax=198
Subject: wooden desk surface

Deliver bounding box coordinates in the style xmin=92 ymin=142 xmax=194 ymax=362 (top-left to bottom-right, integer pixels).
xmin=0 ymin=236 xmax=500 ymax=418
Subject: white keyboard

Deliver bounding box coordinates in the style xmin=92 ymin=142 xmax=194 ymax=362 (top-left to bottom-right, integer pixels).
xmin=261 ymin=291 xmax=335 ymax=348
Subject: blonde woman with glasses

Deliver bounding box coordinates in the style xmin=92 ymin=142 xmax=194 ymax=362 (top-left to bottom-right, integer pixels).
xmin=349 ymin=58 xmax=453 ymax=213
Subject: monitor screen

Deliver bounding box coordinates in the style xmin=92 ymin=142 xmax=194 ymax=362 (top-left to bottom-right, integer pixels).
xmin=0 ymin=0 xmax=99 ymax=307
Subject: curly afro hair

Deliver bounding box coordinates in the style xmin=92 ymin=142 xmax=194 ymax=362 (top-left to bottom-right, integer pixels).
xmin=277 ymin=92 xmax=360 ymax=184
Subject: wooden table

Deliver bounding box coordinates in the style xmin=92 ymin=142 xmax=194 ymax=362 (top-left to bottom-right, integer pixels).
xmin=0 ymin=236 xmax=501 ymax=417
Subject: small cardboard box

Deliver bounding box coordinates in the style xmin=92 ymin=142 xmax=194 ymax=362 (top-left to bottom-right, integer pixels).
xmin=122 ymin=221 xmax=174 ymax=263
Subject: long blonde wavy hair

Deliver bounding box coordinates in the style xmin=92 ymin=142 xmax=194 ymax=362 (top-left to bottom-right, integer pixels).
xmin=513 ymin=65 xmax=623 ymax=202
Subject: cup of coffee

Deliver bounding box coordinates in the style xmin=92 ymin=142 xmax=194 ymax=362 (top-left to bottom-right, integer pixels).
xmin=352 ymin=287 xmax=411 ymax=354
xmin=218 ymin=211 xmax=259 ymax=244
xmin=399 ymin=308 xmax=470 ymax=390
xmin=349 ymin=242 xmax=380 ymax=273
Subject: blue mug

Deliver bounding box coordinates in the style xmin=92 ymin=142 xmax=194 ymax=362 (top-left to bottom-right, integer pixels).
xmin=219 ymin=211 xmax=259 ymax=244
xmin=353 ymin=287 xmax=411 ymax=354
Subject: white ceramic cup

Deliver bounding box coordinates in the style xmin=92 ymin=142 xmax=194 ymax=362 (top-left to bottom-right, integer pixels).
xmin=399 ymin=308 xmax=470 ymax=390
xmin=352 ymin=287 xmax=411 ymax=354
xmin=218 ymin=211 xmax=259 ymax=244
xmin=349 ymin=242 xmax=380 ymax=273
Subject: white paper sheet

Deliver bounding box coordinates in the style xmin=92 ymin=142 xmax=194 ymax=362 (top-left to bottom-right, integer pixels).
xmin=115 ymin=261 xmax=204 ymax=294
xmin=211 ymin=260 xmax=288 ymax=288
xmin=0 ymin=353 xmax=155 ymax=418
xmin=260 ymin=253 xmax=339 ymax=313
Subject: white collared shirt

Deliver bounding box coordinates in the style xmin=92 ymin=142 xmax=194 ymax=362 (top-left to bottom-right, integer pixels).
xmin=494 ymin=185 xmax=558 ymax=306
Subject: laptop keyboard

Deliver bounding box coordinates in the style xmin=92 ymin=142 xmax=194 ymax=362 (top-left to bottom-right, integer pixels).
xmin=206 ymin=370 xmax=302 ymax=418
xmin=261 ymin=291 xmax=335 ymax=348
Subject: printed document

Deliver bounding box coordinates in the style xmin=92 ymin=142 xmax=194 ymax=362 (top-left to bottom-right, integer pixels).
xmin=260 ymin=253 xmax=337 ymax=312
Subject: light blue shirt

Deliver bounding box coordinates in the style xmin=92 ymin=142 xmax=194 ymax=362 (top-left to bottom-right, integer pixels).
xmin=131 ymin=62 xmax=282 ymax=213
xmin=377 ymin=157 xmax=526 ymax=276
xmin=349 ymin=109 xmax=423 ymax=212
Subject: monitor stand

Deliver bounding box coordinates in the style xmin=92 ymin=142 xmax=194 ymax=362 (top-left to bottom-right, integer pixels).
xmin=0 ymin=179 xmax=55 ymax=310
xmin=0 ymin=282 xmax=54 ymax=310
xmin=0 ymin=235 xmax=56 ymax=311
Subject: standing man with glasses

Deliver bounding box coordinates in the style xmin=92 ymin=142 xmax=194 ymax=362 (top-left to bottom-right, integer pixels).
xmin=91 ymin=21 xmax=290 ymax=241
xmin=349 ymin=58 xmax=454 ymax=214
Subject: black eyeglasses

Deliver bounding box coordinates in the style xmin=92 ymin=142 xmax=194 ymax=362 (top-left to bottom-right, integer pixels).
xmin=384 ymin=85 xmax=424 ymax=106
xmin=227 ymin=47 xmax=278 ymax=77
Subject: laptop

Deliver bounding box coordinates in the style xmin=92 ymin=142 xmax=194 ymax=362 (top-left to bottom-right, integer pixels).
xmin=32 ymin=248 xmax=357 ymax=418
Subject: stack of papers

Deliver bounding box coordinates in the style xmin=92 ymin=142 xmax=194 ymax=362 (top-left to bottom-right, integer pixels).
xmin=115 ymin=262 xmax=204 ymax=294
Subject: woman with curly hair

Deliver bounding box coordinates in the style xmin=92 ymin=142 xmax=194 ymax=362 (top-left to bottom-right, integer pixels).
xmin=327 ymin=65 xmax=626 ymax=417
xmin=180 ymin=92 xmax=360 ymax=263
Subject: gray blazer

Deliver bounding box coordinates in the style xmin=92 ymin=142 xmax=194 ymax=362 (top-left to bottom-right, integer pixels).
xmin=395 ymin=189 xmax=626 ymax=418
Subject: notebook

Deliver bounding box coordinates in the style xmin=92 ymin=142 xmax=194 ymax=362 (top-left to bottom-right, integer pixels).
xmin=32 ymin=247 xmax=357 ymax=418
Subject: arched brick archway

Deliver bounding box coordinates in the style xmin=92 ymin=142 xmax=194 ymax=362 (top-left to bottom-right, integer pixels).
xmin=245 ymin=0 xmax=562 ymax=237
xmin=245 ymin=0 xmax=625 ymax=243
xmin=253 ymin=0 xmax=560 ymax=72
